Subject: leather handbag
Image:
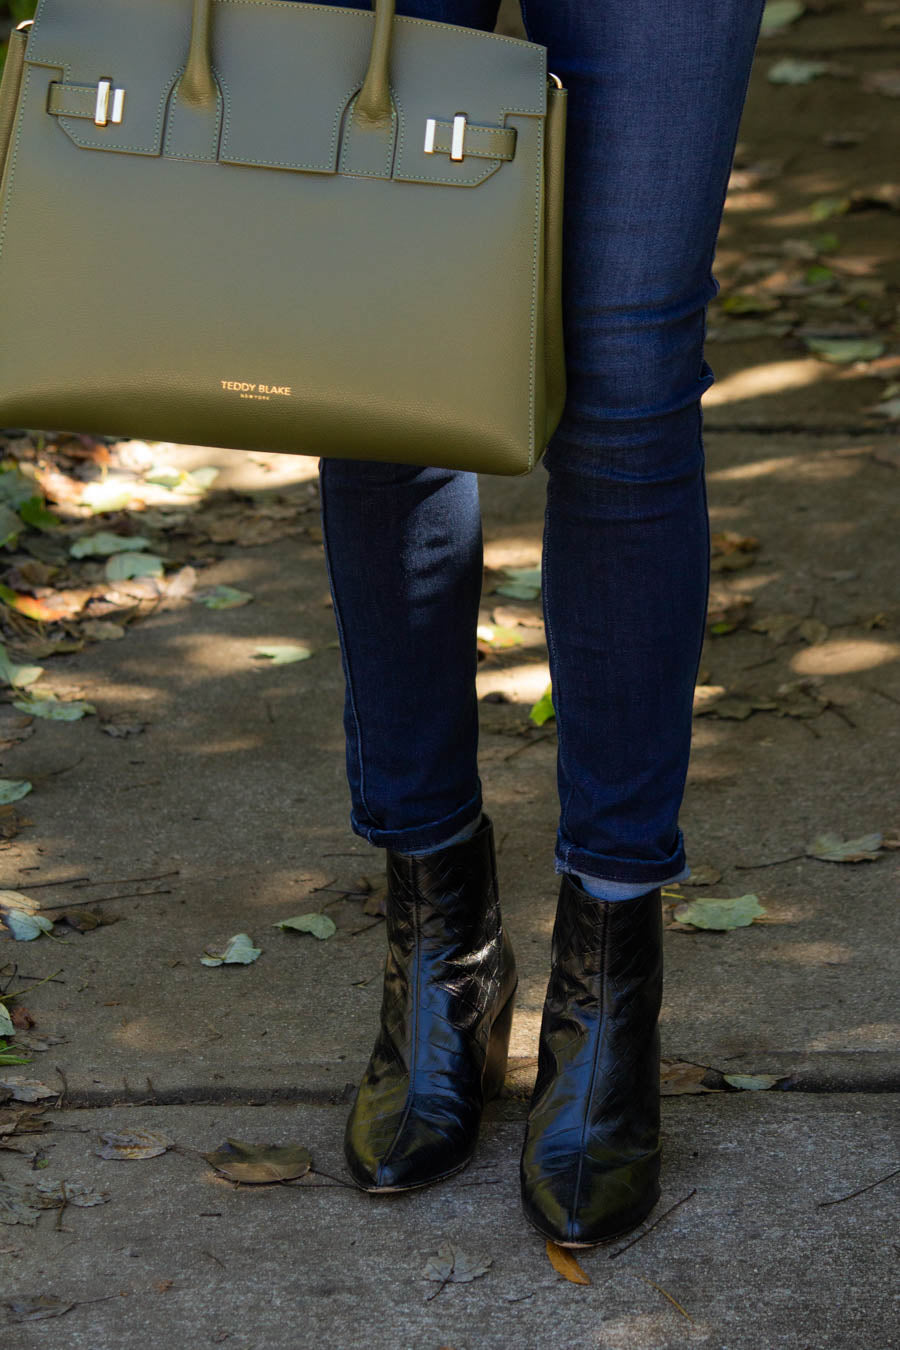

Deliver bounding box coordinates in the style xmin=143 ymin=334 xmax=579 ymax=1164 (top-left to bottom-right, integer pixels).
xmin=0 ymin=0 xmax=566 ymax=476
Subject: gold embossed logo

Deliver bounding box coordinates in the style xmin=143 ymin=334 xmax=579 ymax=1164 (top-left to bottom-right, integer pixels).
xmin=221 ymin=381 xmax=292 ymax=401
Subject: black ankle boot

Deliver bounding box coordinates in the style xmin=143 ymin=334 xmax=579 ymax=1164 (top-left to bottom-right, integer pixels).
xmin=344 ymin=813 xmax=517 ymax=1192
xmin=520 ymin=874 xmax=663 ymax=1246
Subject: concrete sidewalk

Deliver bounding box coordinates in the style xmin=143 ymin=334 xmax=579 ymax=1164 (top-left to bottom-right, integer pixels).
xmin=1 ymin=426 xmax=897 ymax=1348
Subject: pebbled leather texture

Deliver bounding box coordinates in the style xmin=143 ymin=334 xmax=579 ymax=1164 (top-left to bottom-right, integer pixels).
xmin=344 ymin=813 xmax=517 ymax=1192
xmin=520 ymin=875 xmax=664 ymax=1246
xmin=0 ymin=0 xmax=567 ymax=477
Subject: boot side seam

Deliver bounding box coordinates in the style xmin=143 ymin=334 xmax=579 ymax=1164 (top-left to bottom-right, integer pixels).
xmin=378 ymin=860 xmax=422 ymax=1173
xmin=571 ymin=899 xmax=609 ymax=1226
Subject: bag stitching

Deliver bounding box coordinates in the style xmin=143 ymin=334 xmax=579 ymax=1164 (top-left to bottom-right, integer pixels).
xmin=0 ymin=63 xmax=32 ymax=265
xmin=162 ymin=64 xmax=225 ymax=163
xmin=338 ymin=89 xmax=397 ymax=180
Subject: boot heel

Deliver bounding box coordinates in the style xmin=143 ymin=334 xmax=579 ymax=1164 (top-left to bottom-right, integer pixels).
xmin=482 ymin=985 xmax=517 ymax=1101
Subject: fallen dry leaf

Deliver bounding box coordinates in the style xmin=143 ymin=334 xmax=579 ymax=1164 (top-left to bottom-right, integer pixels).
xmin=0 ymin=1079 xmax=58 ymax=1103
xmin=95 ymin=1128 xmax=173 ymax=1160
xmin=546 ymin=1240 xmax=591 ymax=1285
xmin=806 ymin=831 xmax=883 ymax=862
xmin=201 ymin=1138 xmax=312 ymax=1184
xmin=660 ymin=1060 xmax=720 ymax=1096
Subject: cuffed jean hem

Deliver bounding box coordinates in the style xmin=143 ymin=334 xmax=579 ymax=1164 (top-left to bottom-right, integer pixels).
xmin=554 ymin=827 xmax=688 ymax=886
xmin=348 ymin=786 xmax=484 ymax=853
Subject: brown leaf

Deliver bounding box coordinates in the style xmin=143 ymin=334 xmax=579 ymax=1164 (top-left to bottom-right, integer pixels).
xmin=95 ymin=1128 xmax=173 ymax=1160
xmin=55 ymin=909 xmax=120 ymax=933
xmin=100 ymin=713 xmax=147 ymax=738
xmin=4 ymin=1295 xmax=76 ymax=1322
xmin=0 ymin=807 xmax=32 ymax=840
xmin=660 ymin=1059 xmax=719 ymax=1096
xmin=9 ymin=1005 xmax=35 ymax=1030
xmin=201 ymin=1138 xmax=312 ymax=1184
xmin=546 ymin=1240 xmax=591 ymax=1285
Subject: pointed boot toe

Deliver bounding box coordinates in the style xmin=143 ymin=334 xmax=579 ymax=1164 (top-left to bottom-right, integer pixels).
xmin=344 ymin=814 xmax=517 ymax=1193
xmin=520 ymin=876 xmax=664 ymax=1246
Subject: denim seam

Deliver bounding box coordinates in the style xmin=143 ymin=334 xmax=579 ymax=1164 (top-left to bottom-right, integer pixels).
xmin=541 ymin=480 xmax=576 ymax=855
xmin=319 ymin=470 xmax=372 ymax=831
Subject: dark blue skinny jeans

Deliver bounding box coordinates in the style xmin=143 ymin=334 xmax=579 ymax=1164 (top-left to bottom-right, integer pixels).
xmin=314 ymin=0 xmax=766 ymax=891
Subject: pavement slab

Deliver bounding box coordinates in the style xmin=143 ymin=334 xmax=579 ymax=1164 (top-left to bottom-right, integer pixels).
xmin=1 ymin=433 xmax=898 ymax=1104
xmin=1 ymin=12 xmax=898 ymax=1342
xmin=1 ymin=1096 xmax=897 ymax=1350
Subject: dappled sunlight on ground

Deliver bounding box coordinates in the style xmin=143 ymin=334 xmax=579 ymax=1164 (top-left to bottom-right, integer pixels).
xmin=702 ymin=357 xmax=828 ymax=406
xmin=476 ymin=661 xmax=550 ymax=704
xmin=790 ymin=638 xmax=900 ymax=676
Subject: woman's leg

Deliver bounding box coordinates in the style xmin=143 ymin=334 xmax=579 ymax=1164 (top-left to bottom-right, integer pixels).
xmin=518 ymin=0 xmax=766 ymax=1246
xmin=316 ymin=2 xmax=503 ymax=856
xmin=317 ymin=0 xmax=518 ymax=1195
xmin=521 ymin=0 xmax=766 ymax=894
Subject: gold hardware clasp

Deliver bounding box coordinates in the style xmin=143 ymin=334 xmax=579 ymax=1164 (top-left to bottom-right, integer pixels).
xmin=94 ymin=79 xmax=126 ymax=127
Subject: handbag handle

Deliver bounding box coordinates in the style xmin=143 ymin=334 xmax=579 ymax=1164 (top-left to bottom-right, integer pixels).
xmin=182 ymin=0 xmax=395 ymax=124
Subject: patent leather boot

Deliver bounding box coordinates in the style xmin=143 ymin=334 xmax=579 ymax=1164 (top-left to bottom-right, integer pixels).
xmin=344 ymin=813 xmax=517 ymax=1192
xmin=520 ymin=874 xmax=663 ymax=1246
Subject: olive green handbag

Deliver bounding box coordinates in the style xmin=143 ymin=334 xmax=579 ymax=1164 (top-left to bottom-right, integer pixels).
xmin=0 ymin=0 xmax=566 ymax=475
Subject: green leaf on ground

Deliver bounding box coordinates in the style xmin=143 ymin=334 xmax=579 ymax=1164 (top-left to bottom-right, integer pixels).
xmin=0 ymin=643 xmax=44 ymax=689
xmin=195 ymin=585 xmax=254 ymax=610
xmin=0 ymin=466 xmax=37 ymax=509
xmin=806 ymin=831 xmax=882 ymax=862
xmin=253 ymin=644 xmax=313 ymax=664
xmin=0 ymin=1005 xmax=13 ymax=1038
xmin=0 ymin=503 xmax=22 ymax=548
xmin=201 ymin=1138 xmax=312 ymax=1184
xmin=12 ymin=695 xmax=96 ymax=722
xmin=760 ymin=0 xmax=805 ymax=34
xmin=495 ymin=581 xmax=541 ymax=600
xmin=105 ymin=551 xmax=164 ymax=582
xmin=70 ymin=532 xmax=152 ymax=558
xmin=0 ymin=781 xmax=32 ymax=805
xmin=274 ymin=913 xmax=336 ymax=940
xmin=809 ymin=196 xmax=852 ymax=222
xmin=476 ymin=624 xmax=522 ymax=649
xmin=0 ymin=1038 xmax=31 ymax=1066
xmin=723 ymin=1073 xmax=783 ymax=1091
xmin=803 ymin=337 xmax=885 ymax=363
xmin=145 ymin=465 xmax=219 ymax=494
xmin=17 ymin=497 xmax=61 ymax=531
xmin=767 ymin=57 xmax=828 ymax=84
xmin=1 ymin=912 xmax=54 ymax=941
xmin=201 ymin=932 xmax=262 ymax=966
xmin=530 ymin=684 xmax=556 ymax=726
xmin=671 ymin=894 xmax=766 ymax=930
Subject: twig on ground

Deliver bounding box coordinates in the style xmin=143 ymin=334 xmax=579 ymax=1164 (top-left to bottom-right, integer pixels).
xmin=632 ymin=1272 xmax=694 ymax=1323
xmin=734 ymin=853 xmax=804 ymax=870
xmin=38 ymin=888 xmax=173 ymax=911
xmin=817 ymin=1166 xmax=900 ymax=1208
xmin=825 ymin=704 xmax=856 ymax=730
xmin=869 ymin=686 xmax=900 ymax=707
xmin=608 ymin=1189 xmax=697 ymax=1260
xmin=503 ymin=732 xmax=555 ymax=761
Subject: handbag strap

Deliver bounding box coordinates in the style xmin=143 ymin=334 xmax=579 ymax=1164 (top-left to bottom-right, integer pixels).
xmin=182 ymin=0 xmax=395 ymax=126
